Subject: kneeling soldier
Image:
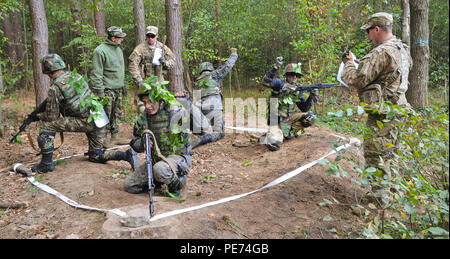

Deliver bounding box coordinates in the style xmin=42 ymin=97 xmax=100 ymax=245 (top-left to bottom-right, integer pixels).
xmin=124 ymin=85 xmax=191 ymax=196
xmin=259 ymin=62 xmax=319 ymax=151
xmin=32 ymin=54 xmax=139 ymax=173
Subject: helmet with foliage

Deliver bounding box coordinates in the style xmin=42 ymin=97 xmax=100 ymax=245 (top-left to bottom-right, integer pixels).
xmin=137 ymin=76 xmax=178 ymax=106
xmin=198 ymin=62 xmax=214 ymax=75
xmin=42 ymin=54 xmax=66 ymax=74
xmin=284 ymin=63 xmax=303 ymax=77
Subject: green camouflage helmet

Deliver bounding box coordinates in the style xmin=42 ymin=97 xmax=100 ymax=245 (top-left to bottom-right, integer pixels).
xmin=107 ymin=26 xmax=126 ymax=38
xmin=41 ymin=54 xmax=66 ymax=74
xmin=198 ymin=62 xmax=214 ymax=75
xmin=284 ymin=63 xmax=303 ymax=77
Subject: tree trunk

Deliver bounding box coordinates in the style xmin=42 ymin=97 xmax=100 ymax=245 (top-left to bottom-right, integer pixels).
xmin=1 ymin=11 xmax=26 ymax=89
xmin=165 ymin=0 xmax=185 ymax=95
xmin=407 ymin=0 xmax=429 ymax=108
xmin=28 ymin=0 xmax=50 ymax=106
xmin=133 ymin=0 xmax=146 ymax=45
xmin=94 ymin=0 xmax=105 ymax=37
xmin=401 ymin=0 xmax=411 ymax=47
xmin=215 ymin=0 xmax=222 ymax=66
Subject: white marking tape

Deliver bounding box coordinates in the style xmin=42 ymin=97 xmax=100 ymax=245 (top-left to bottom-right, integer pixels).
xmin=26 ymin=175 xmax=127 ymax=217
xmin=225 ymin=126 xmax=268 ymax=133
xmin=12 ymin=131 xmax=360 ymax=222
xmin=149 ymin=136 xmax=360 ymax=222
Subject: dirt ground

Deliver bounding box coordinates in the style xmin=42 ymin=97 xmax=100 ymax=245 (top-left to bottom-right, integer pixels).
xmin=0 ymin=89 xmax=370 ymax=239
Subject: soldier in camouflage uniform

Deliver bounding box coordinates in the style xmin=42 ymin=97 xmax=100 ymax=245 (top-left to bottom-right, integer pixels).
xmin=341 ymin=12 xmax=413 ymax=202
xmin=259 ymin=62 xmax=319 ymax=151
xmin=128 ymin=26 xmax=176 ymax=113
xmin=190 ymin=48 xmax=238 ymax=149
xmin=124 ymin=85 xmax=191 ymax=196
xmin=91 ymin=26 xmax=128 ymax=147
xmin=31 ymin=54 xmax=140 ymax=173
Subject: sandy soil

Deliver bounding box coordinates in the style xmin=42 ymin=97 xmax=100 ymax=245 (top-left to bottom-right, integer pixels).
xmin=0 ymin=89 xmax=370 ymax=239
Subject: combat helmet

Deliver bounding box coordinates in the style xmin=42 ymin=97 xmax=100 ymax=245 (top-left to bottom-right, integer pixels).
xmin=284 ymin=63 xmax=303 ymax=77
xmin=42 ymin=54 xmax=66 ymax=74
xmin=198 ymin=62 xmax=214 ymax=75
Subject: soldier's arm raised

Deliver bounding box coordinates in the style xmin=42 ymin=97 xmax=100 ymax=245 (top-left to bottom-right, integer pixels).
xmin=212 ymin=52 xmax=238 ymax=81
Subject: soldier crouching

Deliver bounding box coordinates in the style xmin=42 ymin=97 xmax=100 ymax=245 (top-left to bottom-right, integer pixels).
xmin=124 ymin=85 xmax=191 ymax=196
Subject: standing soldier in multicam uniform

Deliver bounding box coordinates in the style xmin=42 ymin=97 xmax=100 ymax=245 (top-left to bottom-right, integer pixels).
xmin=259 ymin=61 xmax=319 ymax=151
xmin=124 ymin=85 xmax=191 ymax=197
xmin=341 ymin=12 xmax=413 ymax=202
xmin=91 ymin=26 xmax=129 ymax=147
xmin=190 ymin=48 xmax=238 ymax=148
xmin=31 ymin=54 xmax=140 ymax=173
xmin=128 ymin=26 xmax=176 ymax=114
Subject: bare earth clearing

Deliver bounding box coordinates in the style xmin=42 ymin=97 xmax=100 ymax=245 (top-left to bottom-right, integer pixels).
xmin=0 ymin=90 xmax=370 ymax=239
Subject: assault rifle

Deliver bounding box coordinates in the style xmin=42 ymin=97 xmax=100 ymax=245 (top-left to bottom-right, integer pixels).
xmin=144 ymin=113 xmax=155 ymax=217
xmin=295 ymin=83 xmax=347 ymax=92
xmin=10 ymin=99 xmax=47 ymax=143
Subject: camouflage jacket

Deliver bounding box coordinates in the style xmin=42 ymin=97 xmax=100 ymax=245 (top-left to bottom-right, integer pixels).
xmin=38 ymin=71 xmax=92 ymax=121
xmin=342 ymin=36 xmax=412 ymax=107
xmin=128 ymin=40 xmax=176 ymax=84
xmin=262 ymin=67 xmax=313 ymax=118
xmin=131 ymin=101 xmax=191 ymax=160
xmin=194 ymin=52 xmax=238 ymax=98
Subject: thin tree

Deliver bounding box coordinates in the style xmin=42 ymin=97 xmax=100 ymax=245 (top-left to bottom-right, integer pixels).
xmin=133 ymin=0 xmax=146 ymax=45
xmin=165 ymin=0 xmax=185 ymax=96
xmin=93 ymin=0 xmax=105 ymax=37
xmin=28 ymin=0 xmax=49 ymax=105
xmin=407 ymin=0 xmax=430 ymax=108
xmin=401 ymin=0 xmax=411 ymax=47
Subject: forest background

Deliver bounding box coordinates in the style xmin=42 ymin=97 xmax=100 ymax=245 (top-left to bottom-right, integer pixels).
xmin=0 ymin=0 xmax=448 ymax=239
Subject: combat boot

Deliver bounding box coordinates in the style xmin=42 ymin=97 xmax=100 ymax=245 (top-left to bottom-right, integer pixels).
xmin=113 ymin=148 xmax=141 ymax=171
xmin=31 ymin=152 xmax=55 ymax=173
xmin=168 ymin=176 xmax=186 ymax=197
xmin=110 ymin=133 xmax=129 ymax=145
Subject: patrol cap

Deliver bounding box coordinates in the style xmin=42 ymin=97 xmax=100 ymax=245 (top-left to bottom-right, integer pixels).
xmin=360 ymin=12 xmax=393 ymax=30
xmin=146 ymin=26 xmax=158 ymax=36
xmin=107 ymin=26 xmax=126 ymax=38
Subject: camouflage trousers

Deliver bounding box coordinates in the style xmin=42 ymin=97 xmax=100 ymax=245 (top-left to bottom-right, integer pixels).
xmin=104 ymin=88 xmax=124 ymax=136
xmin=193 ymin=94 xmax=224 ymax=133
xmin=363 ymin=113 xmax=404 ymax=176
xmin=124 ymin=154 xmax=191 ymax=194
xmin=39 ymin=117 xmax=105 ymax=152
xmin=260 ymin=112 xmax=308 ymax=150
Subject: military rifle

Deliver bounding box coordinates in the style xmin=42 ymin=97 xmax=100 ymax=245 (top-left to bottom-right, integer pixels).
xmin=10 ymin=99 xmax=47 ymax=143
xmin=144 ymin=113 xmax=155 ymax=217
xmin=294 ymin=83 xmax=347 ymax=92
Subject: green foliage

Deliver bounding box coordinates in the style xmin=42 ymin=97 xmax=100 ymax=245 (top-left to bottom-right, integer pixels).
xmin=324 ymin=101 xmax=449 ymax=239
xmin=66 ymin=69 xmax=108 ymax=123
xmin=63 ymin=22 xmax=104 ymax=74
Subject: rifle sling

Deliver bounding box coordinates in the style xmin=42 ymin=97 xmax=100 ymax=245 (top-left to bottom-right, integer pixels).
xmin=142 ymin=129 xmax=187 ymax=200
xmin=27 ymin=132 xmax=64 ymax=152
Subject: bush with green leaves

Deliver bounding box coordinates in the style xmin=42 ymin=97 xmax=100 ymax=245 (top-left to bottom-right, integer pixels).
xmin=322 ymin=102 xmax=449 ymax=239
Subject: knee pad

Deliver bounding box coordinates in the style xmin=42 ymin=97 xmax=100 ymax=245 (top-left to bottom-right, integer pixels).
xmin=300 ymin=112 xmax=317 ymax=127
xmin=37 ymin=131 xmax=56 ymax=154
xmin=88 ymin=149 xmax=108 ymax=163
